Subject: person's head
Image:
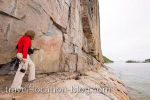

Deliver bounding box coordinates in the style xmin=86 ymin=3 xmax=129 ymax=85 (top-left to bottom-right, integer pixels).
xmin=24 ymin=30 xmax=35 ymax=40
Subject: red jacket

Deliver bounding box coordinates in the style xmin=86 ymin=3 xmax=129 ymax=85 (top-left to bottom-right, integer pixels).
xmin=17 ymin=36 xmax=32 ymax=59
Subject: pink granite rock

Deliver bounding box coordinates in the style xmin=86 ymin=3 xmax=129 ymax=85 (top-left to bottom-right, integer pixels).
xmin=0 ymin=0 xmax=102 ymax=73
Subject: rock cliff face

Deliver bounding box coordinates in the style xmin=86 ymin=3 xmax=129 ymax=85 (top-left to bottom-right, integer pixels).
xmin=0 ymin=0 xmax=102 ymax=73
xmin=0 ymin=0 xmax=130 ymax=100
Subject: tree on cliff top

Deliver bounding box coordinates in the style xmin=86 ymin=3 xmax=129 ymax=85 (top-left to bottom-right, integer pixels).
xmin=103 ymin=56 xmax=114 ymax=63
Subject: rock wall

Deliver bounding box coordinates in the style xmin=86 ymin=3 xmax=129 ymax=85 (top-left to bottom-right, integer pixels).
xmin=0 ymin=0 xmax=103 ymax=73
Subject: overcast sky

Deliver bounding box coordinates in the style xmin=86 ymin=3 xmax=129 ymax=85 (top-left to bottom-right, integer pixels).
xmin=99 ymin=0 xmax=150 ymax=61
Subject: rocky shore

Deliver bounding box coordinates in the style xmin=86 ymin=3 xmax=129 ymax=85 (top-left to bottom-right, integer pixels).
xmin=0 ymin=67 xmax=129 ymax=100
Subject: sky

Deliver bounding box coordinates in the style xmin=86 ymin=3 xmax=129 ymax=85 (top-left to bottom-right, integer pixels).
xmin=99 ymin=0 xmax=150 ymax=61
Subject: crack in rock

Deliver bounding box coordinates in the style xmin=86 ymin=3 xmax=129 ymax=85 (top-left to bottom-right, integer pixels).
xmin=68 ymin=5 xmax=71 ymax=22
xmin=50 ymin=16 xmax=67 ymax=34
xmin=5 ymin=24 xmax=10 ymax=41
xmin=75 ymin=53 xmax=78 ymax=71
xmin=56 ymin=0 xmax=62 ymax=10
xmin=0 ymin=11 xmax=21 ymax=20
xmin=10 ymin=0 xmax=17 ymax=15
xmin=27 ymin=3 xmax=42 ymax=15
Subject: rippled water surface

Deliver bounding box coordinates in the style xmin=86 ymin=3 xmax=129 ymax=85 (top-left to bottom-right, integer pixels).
xmin=106 ymin=63 xmax=150 ymax=100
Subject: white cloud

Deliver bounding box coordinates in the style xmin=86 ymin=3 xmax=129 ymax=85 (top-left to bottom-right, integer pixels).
xmin=99 ymin=0 xmax=150 ymax=61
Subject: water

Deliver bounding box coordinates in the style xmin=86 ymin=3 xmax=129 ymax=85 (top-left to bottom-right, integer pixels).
xmin=106 ymin=63 xmax=150 ymax=100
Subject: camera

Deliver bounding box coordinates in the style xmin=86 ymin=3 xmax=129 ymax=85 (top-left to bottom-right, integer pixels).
xmin=20 ymin=69 xmax=26 ymax=73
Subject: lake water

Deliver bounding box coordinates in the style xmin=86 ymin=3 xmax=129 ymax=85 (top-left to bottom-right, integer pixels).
xmin=106 ymin=63 xmax=150 ymax=100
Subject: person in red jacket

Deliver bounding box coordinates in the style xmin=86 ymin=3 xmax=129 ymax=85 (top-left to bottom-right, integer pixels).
xmin=17 ymin=34 xmax=32 ymax=60
xmin=10 ymin=30 xmax=36 ymax=90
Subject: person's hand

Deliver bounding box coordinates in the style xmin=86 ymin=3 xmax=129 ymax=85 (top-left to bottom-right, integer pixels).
xmin=22 ymin=58 xmax=27 ymax=63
